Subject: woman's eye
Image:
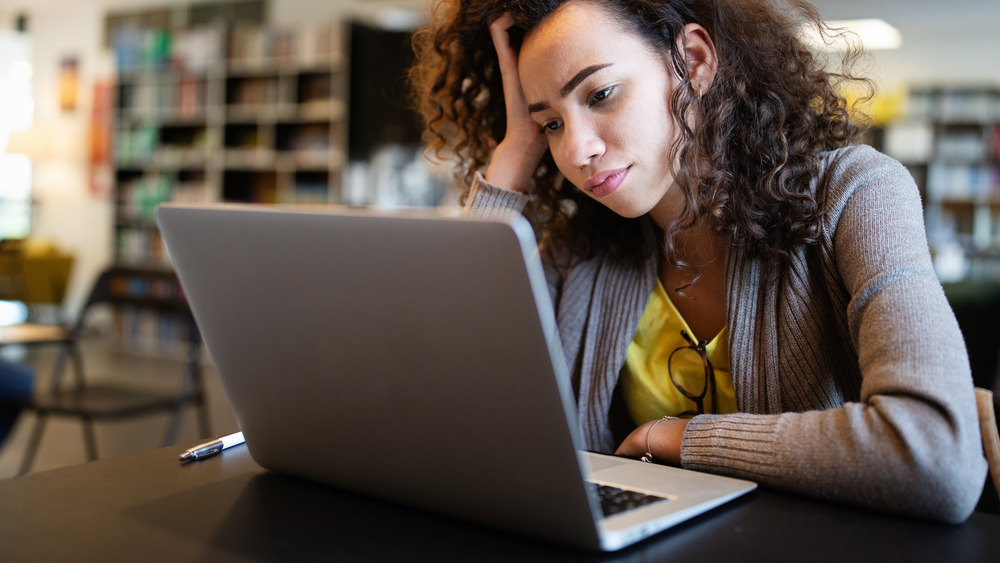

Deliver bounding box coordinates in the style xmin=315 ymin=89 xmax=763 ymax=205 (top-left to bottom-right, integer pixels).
xmin=542 ymin=121 xmax=562 ymax=134
xmin=590 ymin=86 xmax=614 ymax=105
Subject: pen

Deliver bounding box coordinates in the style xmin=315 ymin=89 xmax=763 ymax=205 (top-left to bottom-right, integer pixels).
xmin=179 ymin=431 xmax=245 ymax=463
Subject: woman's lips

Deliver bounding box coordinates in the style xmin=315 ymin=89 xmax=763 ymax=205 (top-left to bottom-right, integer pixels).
xmin=584 ymin=167 xmax=629 ymax=198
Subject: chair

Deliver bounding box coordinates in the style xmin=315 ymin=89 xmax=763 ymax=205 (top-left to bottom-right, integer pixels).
xmin=976 ymin=387 xmax=1000 ymax=512
xmin=0 ymin=265 xmax=210 ymax=474
xmin=0 ymin=238 xmax=74 ymax=323
xmin=0 ymin=239 xmax=27 ymax=305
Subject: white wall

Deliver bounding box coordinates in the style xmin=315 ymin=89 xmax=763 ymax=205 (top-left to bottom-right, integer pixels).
xmin=26 ymin=4 xmax=112 ymax=314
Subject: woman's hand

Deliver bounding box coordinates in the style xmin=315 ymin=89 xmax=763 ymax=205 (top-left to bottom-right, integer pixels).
xmin=615 ymin=417 xmax=689 ymax=466
xmin=484 ymin=13 xmax=549 ymax=193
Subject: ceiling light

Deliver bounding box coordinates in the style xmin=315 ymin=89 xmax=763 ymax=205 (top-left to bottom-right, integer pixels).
xmin=802 ymin=18 xmax=903 ymax=51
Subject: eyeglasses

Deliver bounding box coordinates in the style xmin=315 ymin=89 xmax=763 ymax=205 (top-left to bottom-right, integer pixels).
xmin=667 ymin=330 xmax=718 ymax=417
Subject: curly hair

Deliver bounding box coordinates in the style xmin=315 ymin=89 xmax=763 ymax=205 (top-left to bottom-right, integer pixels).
xmin=408 ymin=0 xmax=873 ymax=271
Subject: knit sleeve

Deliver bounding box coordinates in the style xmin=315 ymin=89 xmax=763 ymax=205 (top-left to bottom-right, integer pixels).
xmin=462 ymin=172 xmax=530 ymax=218
xmin=681 ymin=146 xmax=987 ymax=523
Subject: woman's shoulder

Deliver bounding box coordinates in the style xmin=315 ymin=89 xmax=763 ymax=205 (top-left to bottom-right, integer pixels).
xmin=818 ymin=144 xmax=912 ymax=186
xmin=816 ymin=144 xmax=919 ymax=216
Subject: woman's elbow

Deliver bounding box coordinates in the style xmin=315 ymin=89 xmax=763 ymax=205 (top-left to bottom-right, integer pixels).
xmin=906 ymin=440 xmax=988 ymax=524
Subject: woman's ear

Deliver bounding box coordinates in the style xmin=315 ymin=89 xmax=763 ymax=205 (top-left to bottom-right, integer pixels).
xmin=677 ymin=23 xmax=717 ymax=95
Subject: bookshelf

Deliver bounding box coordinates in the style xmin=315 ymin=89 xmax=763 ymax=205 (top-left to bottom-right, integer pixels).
xmin=111 ymin=23 xmax=348 ymax=265
xmin=101 ymin=266 xmax=200 ymax=358
xmin=882 ymin=86 xmax=1000 ymax=282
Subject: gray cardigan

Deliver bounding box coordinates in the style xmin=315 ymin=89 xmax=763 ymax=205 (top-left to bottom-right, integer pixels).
xmin=465 ymin=145 xmax=986 ymax=523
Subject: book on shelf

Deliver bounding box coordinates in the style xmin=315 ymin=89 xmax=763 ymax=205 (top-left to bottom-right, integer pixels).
xmin=905 ymin=87 xmax=1000 ymax=123
xmin=174 ymin=75 xmax=208 ymax=118
xmin=115 ymin=124 xmax=159 ymax=165
xmin=113 ymin=25 xmax=224 ymax=73
xmin=115 ymin=228 xmax=166 ymax=266
xmin=112 ymin=27 xmax=171 ymax=71
xmin=110 ymin=307 xmax=193 ymax=357
xmin=927 ymin=163 xmax=999 ymax=202
xmin=227 ymin=23 xmax=338 ymax=65
xmin=118 ymin=73 xmax=210 ymax=121
xmin=171 ymin=27 xmax=225 ymax=72
xmin=117 ymin=175 xmax=172 ymax=225
xmin=937 ymin=89 xmax=1000 ymax=122
xmin=935 ymin=129 xmax=992 ymax=162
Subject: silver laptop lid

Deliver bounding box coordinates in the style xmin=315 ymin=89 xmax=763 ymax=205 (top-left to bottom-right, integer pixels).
xmin=156 ymin=203 xmax=604 ymax=548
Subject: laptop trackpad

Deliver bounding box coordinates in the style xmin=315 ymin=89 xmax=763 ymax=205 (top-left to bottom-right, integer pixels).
xmin=585 ymin=453 xmax=629 ymax=474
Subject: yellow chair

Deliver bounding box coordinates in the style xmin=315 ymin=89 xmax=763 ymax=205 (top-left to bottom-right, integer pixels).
xmin=0 ymin=239 xmax=74 ymax=321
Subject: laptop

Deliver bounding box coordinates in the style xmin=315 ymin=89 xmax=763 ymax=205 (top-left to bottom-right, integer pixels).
xmin=156 ymin=203 xmax=756 ymax=551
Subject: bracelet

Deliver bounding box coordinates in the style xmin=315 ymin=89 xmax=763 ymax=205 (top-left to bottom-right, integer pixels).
xmin=640 ymin=416 xmax=679 ymax=463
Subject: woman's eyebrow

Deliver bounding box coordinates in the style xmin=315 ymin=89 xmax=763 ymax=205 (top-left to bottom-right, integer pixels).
xmin=527 ymin=63 xmax=613 ymax=113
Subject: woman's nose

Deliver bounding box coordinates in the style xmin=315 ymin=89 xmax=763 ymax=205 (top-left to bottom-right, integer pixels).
xmin=561 ymin=120 xmax=605 ymax=168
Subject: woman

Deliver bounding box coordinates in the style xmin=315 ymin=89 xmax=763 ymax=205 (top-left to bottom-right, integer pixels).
xmin=409 ymin=0 xmax=986 ymax=522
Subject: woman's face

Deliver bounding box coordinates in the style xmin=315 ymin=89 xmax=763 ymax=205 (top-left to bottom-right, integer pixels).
xmin=518 ymin=1 xmax=681 ymax=220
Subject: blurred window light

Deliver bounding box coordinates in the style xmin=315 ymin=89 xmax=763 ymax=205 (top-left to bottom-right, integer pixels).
xmin=0 ymin=153 xmax=31 ymax=239
xmin=8 ymin=59 xmax=32 ymax=81
xmin=802 ymin=18 xmax=903 ymax=51
xmin=0 ymin=300 xmax=28 ymax=327
xmin=0 ymin=77 xmax=34 ymax=132
xmin=0 ymin=154 xmax=30 ymax=199
xmin=0 ymin=30 xmax=34 ymax=240
xmin=0 ymin=31 xmax=33 ymax=133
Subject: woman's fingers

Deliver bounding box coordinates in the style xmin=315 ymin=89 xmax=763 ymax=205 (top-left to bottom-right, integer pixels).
xmin=489 ymin=14 xmax=518 ymax=82
xmin=489 ymin=13 xmax=530 ymax=124
xmin=484 ymin=13 xmax=548 ymax=192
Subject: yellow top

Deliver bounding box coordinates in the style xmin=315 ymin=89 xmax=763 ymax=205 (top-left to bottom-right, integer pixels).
xmin=621 ymin=279 xmax=737 ymax=424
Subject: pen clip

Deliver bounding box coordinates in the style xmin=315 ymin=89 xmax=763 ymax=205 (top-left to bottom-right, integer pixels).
xmin=199 ymin=445 xmax=223 ymax=458
xmin=179 ymin=443 xmax=221 ymax=463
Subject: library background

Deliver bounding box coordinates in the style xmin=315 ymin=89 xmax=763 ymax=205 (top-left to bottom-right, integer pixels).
xmin=0 ymin=0 xmax=998 ymax=476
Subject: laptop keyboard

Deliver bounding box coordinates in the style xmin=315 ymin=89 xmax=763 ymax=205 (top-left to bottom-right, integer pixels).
xmin=587 ymin=482 xmax=669 ymax=517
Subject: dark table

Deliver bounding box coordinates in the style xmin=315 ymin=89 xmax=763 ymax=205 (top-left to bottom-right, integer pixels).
xmin=1 ymin=442 xmax=998 ymax=562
